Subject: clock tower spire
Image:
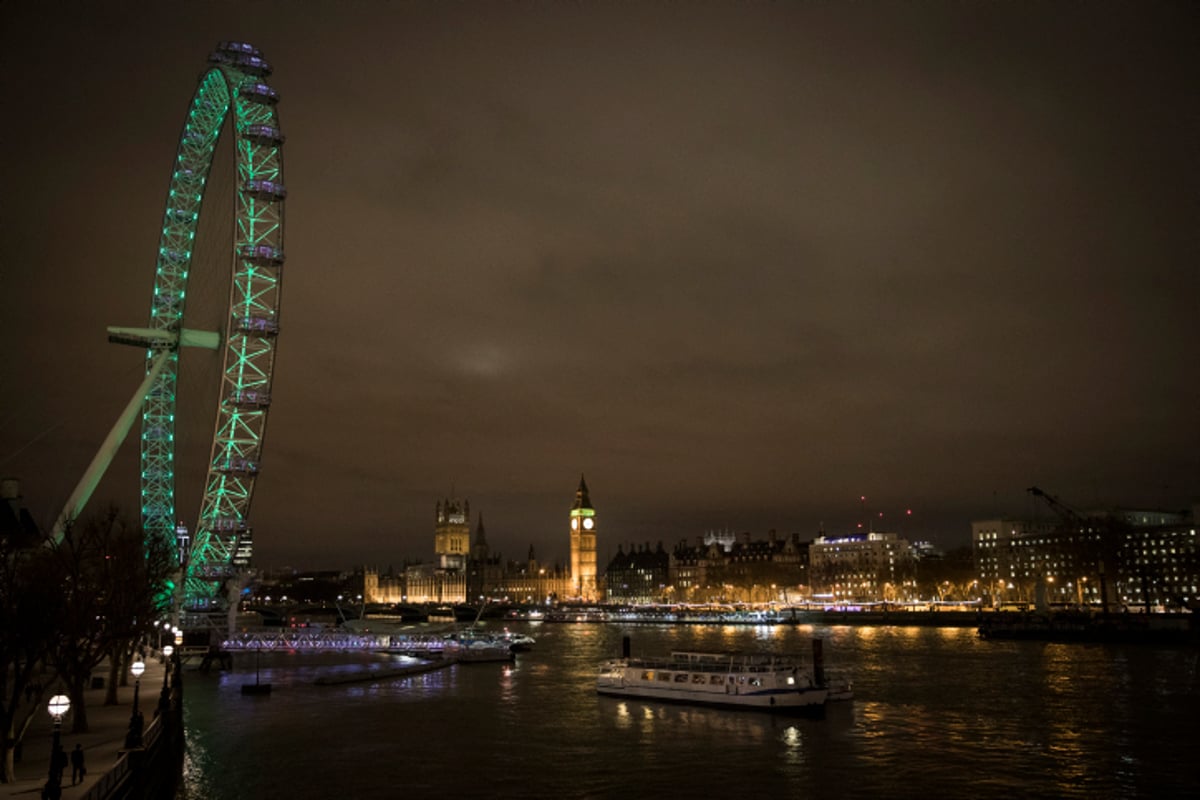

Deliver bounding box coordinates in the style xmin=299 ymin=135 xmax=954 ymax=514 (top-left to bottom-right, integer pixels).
xmin=569 ymin=473 xmax=598 ymax=601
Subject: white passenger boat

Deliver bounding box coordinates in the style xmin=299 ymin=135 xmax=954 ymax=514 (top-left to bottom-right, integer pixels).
xmin=495 ymin=630 xmax=536 ymax=651
xmin=596 ymin=651 xmax=828 ymax=712
xmin=446 ymin=626 xmax=535 ymax=648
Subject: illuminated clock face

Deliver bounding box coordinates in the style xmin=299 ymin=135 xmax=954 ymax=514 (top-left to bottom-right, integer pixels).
xmin=571 ymin=518 xmax=578 ymax=530
xmin=583 ymin=518 xmax=594 ymax=530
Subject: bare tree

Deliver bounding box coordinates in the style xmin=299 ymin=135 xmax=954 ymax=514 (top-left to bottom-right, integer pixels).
xmin=0 ymin=538 xmax=57 ymax=782
xmin=915 ymin=546 xmax=976 ymax=602
xmin=44 ymin=509 xmax=175 ymax=734
xmin=99 ymin=518 xmax=176 ymax=706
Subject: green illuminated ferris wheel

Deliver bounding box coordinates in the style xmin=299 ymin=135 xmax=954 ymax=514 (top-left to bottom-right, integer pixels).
xmin=160 ymin=42 xmax=286 ymax=608
xmin=54 ymin=42 xmax=286 ymax=609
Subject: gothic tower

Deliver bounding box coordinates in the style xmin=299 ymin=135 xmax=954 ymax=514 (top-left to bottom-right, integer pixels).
xmin=569 ymin=474 xmax=598 ymax=601
xmin=471 ymin=513 xmax=490 ymax=562
xmin=435 ymin=495 xmax=470 ymax=572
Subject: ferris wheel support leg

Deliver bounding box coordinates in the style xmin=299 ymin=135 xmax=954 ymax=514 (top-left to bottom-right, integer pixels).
xmin=225 ymin=573 xmax=252 ymax=638
xmin=48 ymin=349 xmax=173 ymax=545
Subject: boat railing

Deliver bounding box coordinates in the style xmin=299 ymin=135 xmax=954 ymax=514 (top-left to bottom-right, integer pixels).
xmin=671 ymin=651 xmax=805 ymax=668
xmin=611 ymin=652 xmax=805 ymax=675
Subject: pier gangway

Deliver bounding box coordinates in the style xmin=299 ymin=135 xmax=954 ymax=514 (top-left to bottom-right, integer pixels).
xmin=221 ymin=630 xmax=384 ymax=651
xmin=219 ymin=630 xmax=458 ymax=655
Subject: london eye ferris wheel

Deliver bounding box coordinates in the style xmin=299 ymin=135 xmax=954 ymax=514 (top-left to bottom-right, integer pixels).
xmin=52 ymin=41 xmax=286 ymax=610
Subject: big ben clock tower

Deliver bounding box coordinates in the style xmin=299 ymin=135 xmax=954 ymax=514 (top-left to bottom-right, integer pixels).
xmin=569 ymin=474 xmax=598 ymax=601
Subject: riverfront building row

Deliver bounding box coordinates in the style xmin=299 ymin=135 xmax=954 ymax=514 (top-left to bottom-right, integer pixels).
xmin=355 ymin=475 xmax=1197 ymax=610
xmin=972 ymin=506 xmax=1199 ymax=610
xmin=360 ymin=475 xmax=937 ymax=605
xmin=605 ymin=530 xmax=926 ymax=605
xmin=626 ymin=511 xmax=1196 ymax=609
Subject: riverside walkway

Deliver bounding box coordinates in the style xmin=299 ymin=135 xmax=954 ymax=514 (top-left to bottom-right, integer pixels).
xmin=2 ymin=656 xmax=171 ymax=799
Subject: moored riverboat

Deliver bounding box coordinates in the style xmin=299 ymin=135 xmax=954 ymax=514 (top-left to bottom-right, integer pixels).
xmin=495 ymin=630 xmax=537 ymax=651
xmin=449 ymin=637 xmax=516 ymax=662
xmin=597 ymin=651 xmax=828 ymax=712
xmin=444 ymin=628 xmax=530 ymax=659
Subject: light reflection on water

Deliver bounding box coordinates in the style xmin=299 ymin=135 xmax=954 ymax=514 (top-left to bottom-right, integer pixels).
xmin=179 ymin=623 xmax=1198 ymax=799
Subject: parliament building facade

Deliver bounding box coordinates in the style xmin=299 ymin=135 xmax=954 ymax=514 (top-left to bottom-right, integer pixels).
xmin=362 ymin=475 xmax=596 ymax=605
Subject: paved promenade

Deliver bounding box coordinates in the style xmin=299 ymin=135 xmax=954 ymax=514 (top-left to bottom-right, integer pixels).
xmin=2 ymin=656 xmax=170 ymax=799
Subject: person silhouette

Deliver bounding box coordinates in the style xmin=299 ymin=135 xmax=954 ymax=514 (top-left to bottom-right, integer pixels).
xmin=70 ymin=744 xmax=85 ymax=784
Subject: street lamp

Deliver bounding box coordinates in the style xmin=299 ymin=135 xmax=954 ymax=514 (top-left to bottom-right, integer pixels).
xmin=44 ymin=694 xmax=70 ymax=800
xmin=125 ymin=659 xmax=145 ymax=749
xmin=159 ymin=645 xmax=174 ymax=713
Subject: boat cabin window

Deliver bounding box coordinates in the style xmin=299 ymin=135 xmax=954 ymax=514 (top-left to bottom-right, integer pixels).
xmin=641 ymin=671 xmax=654 ymax=681
xmin=674 ymin=673 xmax=689 ymax=683
xmin=709 ymin=675 xmax=723 ymax=685
xmin=658 ymin=673 xmax=671 ymax=682
xmin=692 ymin=674 xmax=706 ymax=684
xmin=749 ymin=678 xmax=762 ymax=687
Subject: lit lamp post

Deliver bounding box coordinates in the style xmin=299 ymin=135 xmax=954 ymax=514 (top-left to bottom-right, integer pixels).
xmin=44 ymin=694 xmax=70 ymax=800
xmin=159 ymin=645 xmax=174 ymax=713
xmin=125 ymin=659 xmax=145 ymax=749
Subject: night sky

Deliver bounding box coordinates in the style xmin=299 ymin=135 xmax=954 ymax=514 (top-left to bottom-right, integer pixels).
xmin=2 ymin=1 xmax=1197 ymax=570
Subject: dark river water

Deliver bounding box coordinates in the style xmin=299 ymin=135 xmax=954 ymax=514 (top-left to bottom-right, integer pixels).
xmin=178 ymin=622 xmax=1199 ymax=799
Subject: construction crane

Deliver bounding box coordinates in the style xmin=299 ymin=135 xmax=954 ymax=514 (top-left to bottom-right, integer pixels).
xmin=1026 ymin=486 xmax=1119 ymax=614
xmin=1026 ymin=486 xmax=1087 ymax=526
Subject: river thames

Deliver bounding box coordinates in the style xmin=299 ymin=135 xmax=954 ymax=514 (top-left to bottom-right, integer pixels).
xmin=177 ymin=622 xmax=1197 ymax=798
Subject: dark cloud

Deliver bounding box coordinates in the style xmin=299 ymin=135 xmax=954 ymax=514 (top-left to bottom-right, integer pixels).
xmin=2 ymin=1 xmax=1197 ymax=569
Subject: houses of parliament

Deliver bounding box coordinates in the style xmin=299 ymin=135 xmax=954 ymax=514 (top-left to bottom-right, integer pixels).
xmin=362 ymin=475 xmax=599 ymax=605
